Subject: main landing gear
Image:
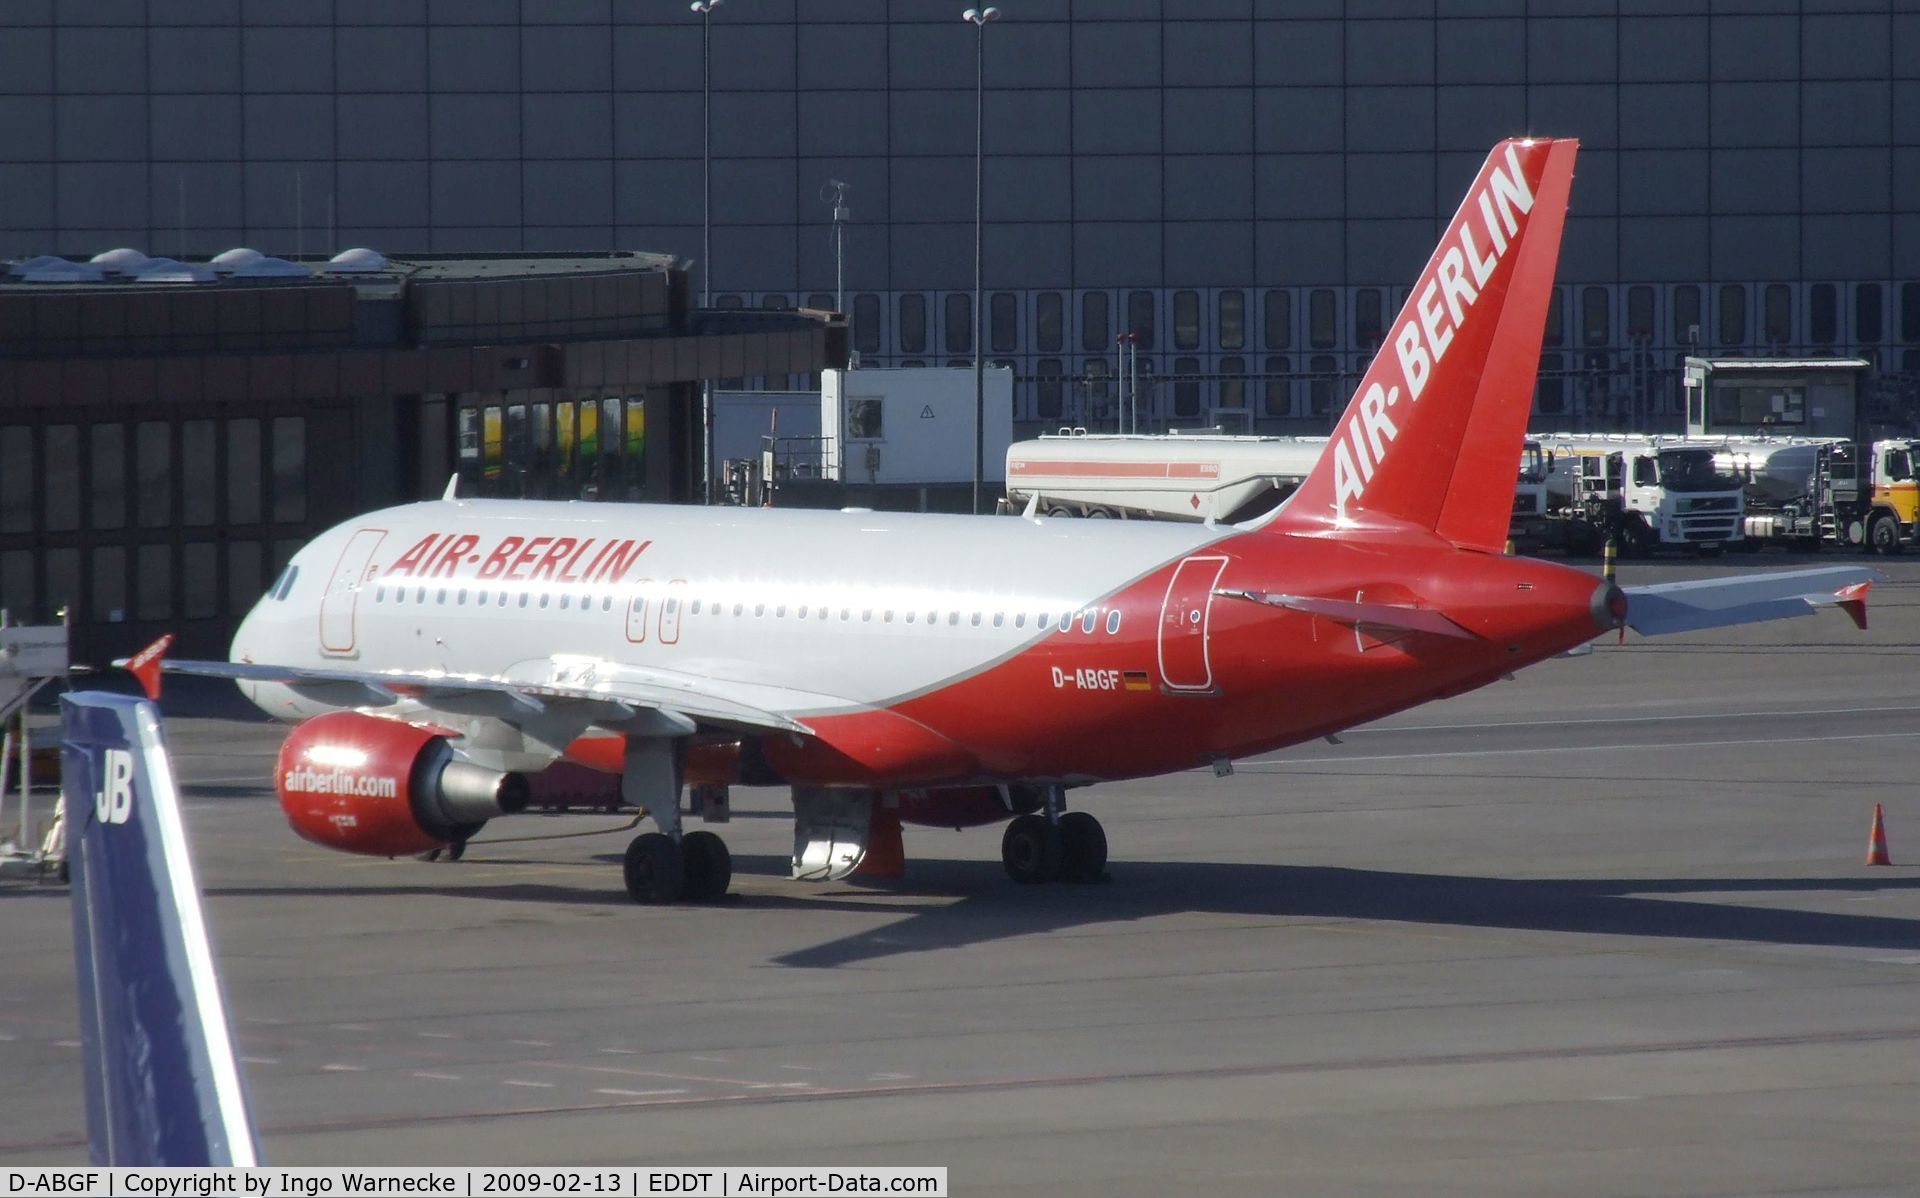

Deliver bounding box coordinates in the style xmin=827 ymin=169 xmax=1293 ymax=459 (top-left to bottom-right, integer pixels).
xmin=1001 ymin=786 xmax=1107 ymax=884
xmin=619 ymin=740 xmax=733 ymax=905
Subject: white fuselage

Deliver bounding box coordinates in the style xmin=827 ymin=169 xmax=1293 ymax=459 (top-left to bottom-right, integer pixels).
xmin=235 ymin=499 xmax=1224 ymax=721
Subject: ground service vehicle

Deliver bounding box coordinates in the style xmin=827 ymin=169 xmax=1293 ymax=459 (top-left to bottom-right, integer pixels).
xmin=1513 ymin=435 xmax=1745 ymax=555
xmin=1734 ymin=438 xmax=1920 ymax=553
xmin=1003 ymin=431 xmax=1325 ymax=523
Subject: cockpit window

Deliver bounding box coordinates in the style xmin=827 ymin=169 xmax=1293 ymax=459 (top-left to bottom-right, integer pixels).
xmin=268 ymin=565 xmax=299 ymax=601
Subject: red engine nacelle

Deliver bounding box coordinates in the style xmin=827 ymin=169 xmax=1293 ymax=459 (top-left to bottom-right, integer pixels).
xmin=894 ymin=784 xmax=1043 ymax=830
xmin=276 ymin=710 xmax=530 ymax=857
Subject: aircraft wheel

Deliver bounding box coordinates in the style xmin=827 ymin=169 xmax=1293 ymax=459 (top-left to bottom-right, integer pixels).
xmin=1058 ymin=811 xmax=1108 ymax=883
xmin=1001 ymin=813 xmax=1062 ymax=884
xmin=623 ymin=832 xmax=684 ymax=904
xmin=679 ymin=829 xmax=733 ymax=902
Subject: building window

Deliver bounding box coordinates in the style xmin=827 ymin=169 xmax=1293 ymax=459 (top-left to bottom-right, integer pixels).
xmin=1036 ymin=357 xmax=1064 ymax=420
xmin=1308 ymin=289 xmax=1335 ymax=350
xmin=1219 ymin=356 xmax=1246 ymax=413
xmin=271 ymin=416 xmax=306 ymax=523
xmin=1857 ymin=283 xmax=1883 ymax=344
xmin=1543 ymin=288 xmax=1565 ymax=347
xmin=1172 ymin=356 xmax=1201 ymax=418
xmin=1082 ymin=291 xmax=1110 ymax=352
xmin=90 ymin=423 xmax=125 ymax=531
xmin=1084 ymin=358 xmax=1110 ymax=401
xmin=1901 ymin=283 xmax=1920 ymax=344
xmin=1035 ymin=291 xmax=1063 ymax=353
xmin=228 ymin=419 xmax=261 ymax=524
xmin=1354 ymin=288 xmax=1384 ymax=348
xmin=1172 ymin=290 xmax=1200 ymax=351
xmin=945 ymin=293 xmax=972 ymax=355
xmin=0 ymin=550 xmax=32 ymax=619
xmin=1263 ymin=355 xmax=1292 ymax=417
xmin=715 ymin=293 xmax=743 ymax=309
xmin=1717 ymin=285 xmax=1746 ymax=347
xmin=227 ymin=541 xmax=262 ymax=615
xmin=1309 ymin=354 xmax=1338 ymax=417
xmin=45 ymin=426 xmax=78 ymax=532
xmin=137 ymin=544 xmax=171 ymax=621
xmin=182 ymin=419 xmax=216 ymax=526
xmin=1673 ymin=284 xmax=1702 ymax=346
xmin=1127 ymin=290 xmax=1155 ymax=351
xmin=853 ymin=294 xmax=881 ymax=355
xmin=899 ymin=293 xmax=927 ymax=354
xmin=1218 ymin=290 xmax=1245 ymax=351
xmin=1264 ymin=289 xmax=1292 ymax=350
xmin=1537 ymin=353 xmax=1565 ymax=415
xmin=0 ymin=426 xmax=30 ymax=533
xmin=1581 ymin=286 xmax=1609 ymax=348
xmin=1810 ymin=283 xmax=1837 ymax=347
xmin=136 ymin=421 xmax=170 ymax=529
xmin=805 ymin=292 xmax=834 ymax=312
xmin=762 ymin=294 xmax=791 ymax=310
xmin=1764 ymin=284 xmax=1792 ymax=345
xmin=1627 ymin=286 xmax=1654 ymax=343
xmin=990 ymin=292 xmax=1017 ymax=354
xmin=92 ymin=546 xmax=126 ymax=623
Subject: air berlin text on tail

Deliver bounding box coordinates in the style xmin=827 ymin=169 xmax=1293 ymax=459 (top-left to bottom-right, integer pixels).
xmin=1329 ymin=141 xmax=1538 ymax=522
xmin=0 ymin=1170 xmax=946 ymax=1197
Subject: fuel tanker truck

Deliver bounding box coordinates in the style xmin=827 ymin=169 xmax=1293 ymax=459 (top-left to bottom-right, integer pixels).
xmin=1002 ymin=431 xmax=1327 ymax=522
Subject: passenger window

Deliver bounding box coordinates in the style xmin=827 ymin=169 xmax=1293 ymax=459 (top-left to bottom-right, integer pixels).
xmin=1038 ymin=612 xmax=1051 ymax=630
xmin=1106 ymin=610 xmax=1121 ymax=634
xmin=1082 ymin=610 xmax=1097 ymax=633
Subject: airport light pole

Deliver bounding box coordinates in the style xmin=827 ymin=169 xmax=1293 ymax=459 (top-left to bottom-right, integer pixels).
xmin=963 ymin=6 xmax=1000 ymax=515
xmin=692 ymin=0 xmax=723 ymax=504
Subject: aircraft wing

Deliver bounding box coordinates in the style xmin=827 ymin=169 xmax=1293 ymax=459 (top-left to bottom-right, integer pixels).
xmin=135 ymin=655 xmax=814 ymax=736
xmin=1622 ymin=566 xmax=1881 ymax=636
xmin=61 ymin=691 xmax=260 ymax=1166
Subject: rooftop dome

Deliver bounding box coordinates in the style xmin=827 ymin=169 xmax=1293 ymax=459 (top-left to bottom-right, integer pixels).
xmin=209 ymin=247 xmax=265 ymax=271
xmin=324 ymin=247 xmax=389 ymax=273
xmin=14 ymin=258 xmax=106 ymax=283
xmin=89 ymin=247 xmax=154 ymax=275
xmin=228 ymin=255 xmax=310 ymax=278
xmin=133 ymin=257 xmax=217 ymax=283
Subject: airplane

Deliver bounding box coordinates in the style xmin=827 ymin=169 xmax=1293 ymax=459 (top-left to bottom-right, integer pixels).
xmin=61 ymin=689 xmax=259 ymax=1165
xmin=121 ymin=138 xmax=1880 ymax=905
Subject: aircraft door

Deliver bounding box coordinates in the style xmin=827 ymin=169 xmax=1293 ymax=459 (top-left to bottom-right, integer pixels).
xmin=1158 ymin=555 xmax=1227 ymax=691
xmin=319 ymin=528 xmax=387 ymax=656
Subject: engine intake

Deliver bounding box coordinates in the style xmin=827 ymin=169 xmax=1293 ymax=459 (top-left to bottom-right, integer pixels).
xmin=277 ymin=710 xmax=528 ymax=857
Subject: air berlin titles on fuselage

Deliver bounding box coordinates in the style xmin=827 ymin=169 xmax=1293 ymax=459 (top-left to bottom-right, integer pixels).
xmin=1330 ymin=142 xmax=1538 ymax=522
xmin=381 ymin=532 xmax=652 ymax=586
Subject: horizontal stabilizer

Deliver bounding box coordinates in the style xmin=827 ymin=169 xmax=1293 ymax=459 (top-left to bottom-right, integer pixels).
xmin=1216 ymin=588 xmax=1480 ymax=640
xmin=1623 ymin=567 xmax=1883 ymax=637
xmin=60 ymin=691 xmax=258 ymax=1166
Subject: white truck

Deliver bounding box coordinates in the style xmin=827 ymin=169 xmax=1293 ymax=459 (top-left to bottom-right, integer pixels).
xmin=1003 ymin=431 xmax=1326 ymax=523
xmin=1511 ymin=435 xmax=1746 ymax=555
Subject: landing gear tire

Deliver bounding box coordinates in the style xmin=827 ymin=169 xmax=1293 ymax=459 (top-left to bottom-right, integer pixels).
xmin=623 ymin=832 xmax=684 ymax=904
xmin=1057 ymin=811 xmax=1108 ymax=883
xmin=1001 ymin=813 xmax=1062 ymax=884
xmin=679 ymin=829 xmax=733 ymax=902
xmin=1870 ymin=515 xmax=1902 ymax=556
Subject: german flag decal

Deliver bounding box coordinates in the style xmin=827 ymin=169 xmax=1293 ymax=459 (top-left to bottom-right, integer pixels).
xmin=1123 ymin=671 xmax=1152 ymax=691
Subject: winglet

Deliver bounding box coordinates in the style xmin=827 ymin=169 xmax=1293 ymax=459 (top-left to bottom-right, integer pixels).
xmin=60 ymin=691 xmax=259 ymax=1165
xmin=1021 ymin=491 xmax=1041 ymax=522
xmin=443 ymin=474 xmax=460 ymax=501
xmin=1834 ymin=580 xmax=1872 ymax=631
xmin=120 ymin=634 xmax=174 ymax=701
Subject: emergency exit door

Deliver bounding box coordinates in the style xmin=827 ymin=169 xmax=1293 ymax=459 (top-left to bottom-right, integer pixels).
xmin=1158 ymin=555 xmax=1227 ymax=691
xmin=319 ymin=528 xmax=386 ymax=655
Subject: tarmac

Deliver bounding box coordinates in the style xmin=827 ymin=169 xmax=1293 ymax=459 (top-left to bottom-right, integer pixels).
xmin=3 ymin=552 xmax=1919 ymax=1195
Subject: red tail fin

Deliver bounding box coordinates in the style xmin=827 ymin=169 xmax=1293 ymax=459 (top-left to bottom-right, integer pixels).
xmin=1268 ymin=138 xmax=1578 ymax=550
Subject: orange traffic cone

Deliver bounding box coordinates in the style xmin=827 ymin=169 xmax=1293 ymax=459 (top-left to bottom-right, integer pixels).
xmin=1866 ymin=803 xmax=1892 ymax=866
xmin=854 ymin=802 xmax=905 ymax=879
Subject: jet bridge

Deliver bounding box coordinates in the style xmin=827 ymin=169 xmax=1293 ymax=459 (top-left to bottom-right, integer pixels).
xmin=1 ymin=615 xmax=70 ymax=881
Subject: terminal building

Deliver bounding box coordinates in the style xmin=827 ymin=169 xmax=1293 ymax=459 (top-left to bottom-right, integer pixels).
xmin=0 ymin=250 xmax=844 ymax=659
xmin=0 ymin=4 xmax=1913 ymax=436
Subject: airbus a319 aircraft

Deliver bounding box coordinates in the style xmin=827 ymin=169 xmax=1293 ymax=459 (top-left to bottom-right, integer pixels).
xmin=126 ymin=138 xmax=1878 ymax=904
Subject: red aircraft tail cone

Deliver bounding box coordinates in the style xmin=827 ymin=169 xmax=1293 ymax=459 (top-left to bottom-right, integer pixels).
xmin=1866 ymin=803 xmax=1892 ymax=866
